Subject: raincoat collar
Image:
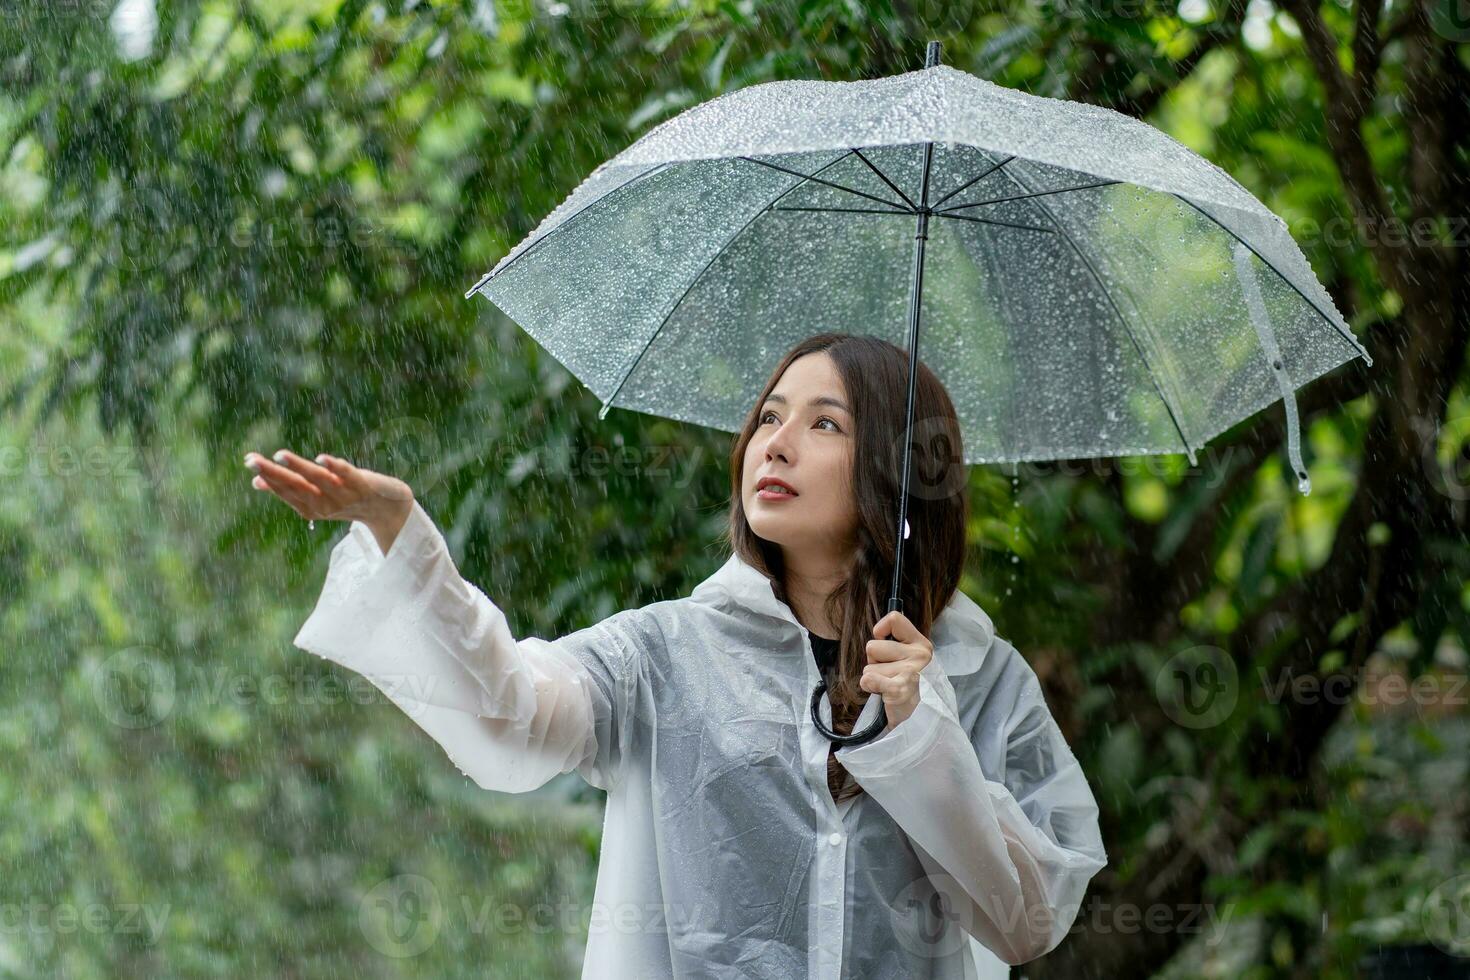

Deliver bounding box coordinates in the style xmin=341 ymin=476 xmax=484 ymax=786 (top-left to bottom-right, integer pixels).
xmin=690 ymin=552 xmax=994 ymax=676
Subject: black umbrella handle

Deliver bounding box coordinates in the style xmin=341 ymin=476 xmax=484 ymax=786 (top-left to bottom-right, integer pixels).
xmin=810 ymin=678 xmax=889 ymax=745
xmin=808 ymin=594 xmax=904 ymax=746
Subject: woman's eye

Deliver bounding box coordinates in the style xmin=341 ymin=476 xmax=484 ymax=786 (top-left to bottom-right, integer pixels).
xmin=759 ymin=410 xmax=840 ymax=431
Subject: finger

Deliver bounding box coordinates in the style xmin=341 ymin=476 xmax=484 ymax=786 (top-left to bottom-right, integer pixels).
xmin=247 ymin=451 xmax=323 ymax=497
xmin=270 ymin=449 xmax=343 ymax=492
xmin=313 ymin=454 xmax=357 ymax=486
xmin=872 ymin=610 xmax=924 ymax=644
xmin=244 ymin=457 xmax=283 ymax=496
xmin=252 ymin=476 xmax=307 ymax=520
xmin=253 ymin=469 xmax=319 ymax=516
xmin=246 ymin=451 xmax=317 ymax=493
xmin=288 ymin=450 xmax=347 ymax=489
xmin=860 ymin=668 xmax=915 ymax=696
xmin=864 ymin=638 xmax=913 ymax=663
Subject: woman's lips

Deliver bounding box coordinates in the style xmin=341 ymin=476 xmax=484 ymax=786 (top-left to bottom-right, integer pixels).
xmin=756 ymin=487 xmax=799 ymax=501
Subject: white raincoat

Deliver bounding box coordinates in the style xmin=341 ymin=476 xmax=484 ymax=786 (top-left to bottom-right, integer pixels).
xmin=293 ymin=499 xmax=1108 ymax=978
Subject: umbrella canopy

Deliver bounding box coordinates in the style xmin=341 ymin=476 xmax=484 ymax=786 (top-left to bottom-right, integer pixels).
xmin=466 ymin=46 xmax=1370 ymax=496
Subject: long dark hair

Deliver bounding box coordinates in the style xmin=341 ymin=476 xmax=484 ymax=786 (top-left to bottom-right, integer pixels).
xmin=724 ymin=332 xmax=968 ymax=803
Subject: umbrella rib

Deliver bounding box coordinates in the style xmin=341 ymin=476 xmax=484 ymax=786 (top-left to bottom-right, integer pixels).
xmin=597 ymin=151 xmax=859 ymax=419
xmin=987 ymin=164 xmax=1198 ymax=463
xmin=937 ymin=179 xmax=1123 ymax=215
xmin=928 ymin=154 xmax=1015 ymax=210
xmin=762 ymin=148 xmax=857 ymax=209
xmin=850 ymin=147 xmax=918 ymax=211
xmin=769 ymin=205 xmax=916 ymax=216
xmin=737 ymin=155 xmax=912 ymax=213
xmin=1170 ymin=194 xmax=1375 ymax=367
xmin=464 ymin=161 xmax=674 ymax=299
xmin=932 ymin=211 xmax=1055 ymax=233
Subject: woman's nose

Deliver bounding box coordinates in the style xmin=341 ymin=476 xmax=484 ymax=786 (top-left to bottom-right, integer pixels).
xmin=765 ymin=422 xmax=796 ymax=461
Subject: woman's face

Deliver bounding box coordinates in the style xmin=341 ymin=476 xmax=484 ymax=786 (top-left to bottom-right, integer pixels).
xmin=741 ymin=351 xmax=859 ymax=562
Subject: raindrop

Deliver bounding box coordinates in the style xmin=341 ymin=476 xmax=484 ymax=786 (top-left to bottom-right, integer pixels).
xmin=1008 ymin=463 xmax=1023 ymax=593
xmin=308 ymin=519 xmax=315 ymax=531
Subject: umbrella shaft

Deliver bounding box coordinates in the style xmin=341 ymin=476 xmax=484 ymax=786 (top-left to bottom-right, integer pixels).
xmin=889 ymin=139 xmax=936 ymax=616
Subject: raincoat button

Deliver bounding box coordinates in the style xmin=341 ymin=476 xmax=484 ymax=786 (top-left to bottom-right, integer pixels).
xmin=828 ymin=832 xmax=843 ymax=846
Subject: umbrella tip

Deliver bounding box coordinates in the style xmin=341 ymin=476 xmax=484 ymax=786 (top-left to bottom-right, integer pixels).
xmin=925 ymin=40 xmax=942 ymax=68
xmin=465 ymin=270 xmax=493 ymax=299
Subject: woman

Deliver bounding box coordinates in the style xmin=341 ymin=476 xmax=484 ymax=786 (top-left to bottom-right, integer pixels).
xmin=245 ymin=332 xmax=1108 ymax=978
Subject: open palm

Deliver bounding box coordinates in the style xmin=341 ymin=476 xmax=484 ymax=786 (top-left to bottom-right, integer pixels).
xmin=243 ymin=450 xmax=413 ymax=526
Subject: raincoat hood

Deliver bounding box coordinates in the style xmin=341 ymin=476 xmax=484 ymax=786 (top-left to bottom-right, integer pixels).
xmin=689 ymin=551 xmax=995 ymax=676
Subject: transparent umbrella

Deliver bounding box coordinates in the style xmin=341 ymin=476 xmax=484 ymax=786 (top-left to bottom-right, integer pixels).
xmin=465 ymin=40 xmax=1372 ymax=745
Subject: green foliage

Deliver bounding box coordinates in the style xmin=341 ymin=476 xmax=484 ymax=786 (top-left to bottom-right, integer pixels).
xmin=2 ymin=1 xmax=1466 ymax=977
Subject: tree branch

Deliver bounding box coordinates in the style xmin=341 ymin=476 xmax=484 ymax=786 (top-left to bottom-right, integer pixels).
xmin=1279 ymin=0 xmax=1358 ymax=111
xmin=1351 ymin=0 xmax=1384 ymax=105
xmin=1401 ymin=6 xmax=1455 ymax=221
xmin=1277 ymin=0 xmax=1417 ymax=301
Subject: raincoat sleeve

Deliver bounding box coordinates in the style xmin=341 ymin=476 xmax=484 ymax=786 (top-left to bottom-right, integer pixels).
xmin=291 ymin=499 xmax=646 ymax=794
xmin=835 ymin=650 xmax=1108 ymax=966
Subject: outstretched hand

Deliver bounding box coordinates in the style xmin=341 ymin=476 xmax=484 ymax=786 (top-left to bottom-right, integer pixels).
xmin=243 ymin=450 xmax=414 ymax=529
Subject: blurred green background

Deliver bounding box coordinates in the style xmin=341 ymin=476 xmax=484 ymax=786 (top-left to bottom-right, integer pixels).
xmin=2 ymin=1 xmax=1467 ymax=977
